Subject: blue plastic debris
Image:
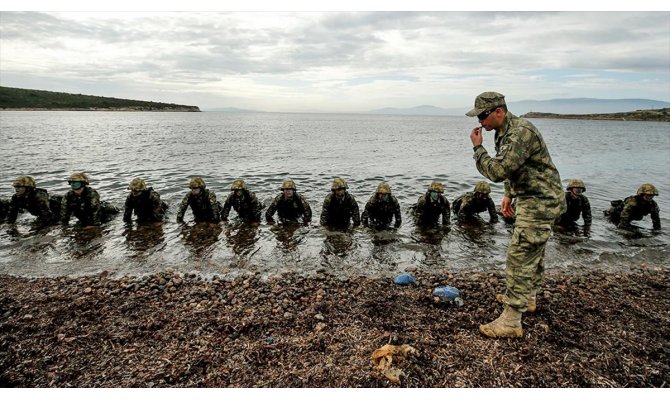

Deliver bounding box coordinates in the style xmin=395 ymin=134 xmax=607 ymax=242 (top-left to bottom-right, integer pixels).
xmin=432 ymin=286 xmax=461 ymax=303
xmin=393 ymin=273 xmax=416 ymax=286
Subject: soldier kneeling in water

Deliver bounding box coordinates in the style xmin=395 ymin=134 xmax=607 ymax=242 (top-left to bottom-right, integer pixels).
xmin=5 ymin=175 xmax=57 ymax=226
xmin=605 ymin=183 xmax=661 ymax=231
xmin=60 ymin=172 xmax=119 ymax=227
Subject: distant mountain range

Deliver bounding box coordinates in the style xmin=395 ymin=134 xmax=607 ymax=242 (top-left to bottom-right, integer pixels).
xmin=367 ymin=98 xmax=670 ymax=116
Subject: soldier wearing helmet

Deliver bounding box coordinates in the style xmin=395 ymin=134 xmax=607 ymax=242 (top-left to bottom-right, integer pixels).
xmin=361 ymin=182 xmax=401 ymax=229
xmin=221 ymin=179 xmax=262 ymax=223
xmin=176 ymin=176 xmax=221 ymax=224
xmin=320 ymin=177 xmax=360 ymax=229
xmin=265 ymin=179 xmax=312 ymax=225
xmin=5 ymin=175 xmax=54 ymax=225
xmin=413 ymin=181 xmax=450 ymax=227
xmin=452 ymin=181 xmax=498 ymax=223
xmin=61 ymin=172 xmax=118 ymax=227
xmin=555 ymin=179 xmax=592 ymax=230
xmin=123 ymin=178 xmax=167 ymax=224
xmin=605 ymin=183 xmax=660 ymax=230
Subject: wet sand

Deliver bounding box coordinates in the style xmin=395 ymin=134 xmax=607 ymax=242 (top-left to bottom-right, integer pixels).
xmin=1 ymin=264 xmax=668 ymax=387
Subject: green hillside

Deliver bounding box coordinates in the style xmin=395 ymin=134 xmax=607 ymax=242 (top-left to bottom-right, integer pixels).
xmin=0 ymin=86 xmax=200 ymax=111
xmin=522 ymin=108 xmax=669 ymax=122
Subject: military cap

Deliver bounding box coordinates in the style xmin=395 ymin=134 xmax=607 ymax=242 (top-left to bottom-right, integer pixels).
xmin=465 ymin=92 xmax=506 ymax=117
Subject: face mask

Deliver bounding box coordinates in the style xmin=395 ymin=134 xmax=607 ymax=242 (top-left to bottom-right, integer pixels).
xmin=430 ymin=191 xmax=438 ymax=201
xmin=71 ymin=181 xmax=83 ymax=190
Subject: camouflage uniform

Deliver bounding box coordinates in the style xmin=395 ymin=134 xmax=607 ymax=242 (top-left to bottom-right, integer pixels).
xmin=221 ymin=189 xmax=262 ymax=223
xmin=414 ymin=183 xmax=450 ymax=227
xmin=60 ymin=186 xmax=105 ymax=226
xmin=0 ymin=198 xmax=9 ymax=221
xmin=176 ymin=189 xmax=221 ymax=223
xmin=606 ymin=195 xmax=661 ymax=230
xmin=320 ymin=178 xmax=360 ymax=229
xmin=452 ymin=192 xmax=498 ymax=223
xmin=266 ymin=192 xmax=312 ymax=224
xmin=471 ymin=93 xmax=564 ymax=313
xmin=362 ymin=194 xmax=402 ymax=228
xmin=6 ymin=188 xmax=54 ymax=225
xmin=555 ymin=192 xmax=592 ymax=228
xmin=123 ymin=188 xmax=166 ymax=224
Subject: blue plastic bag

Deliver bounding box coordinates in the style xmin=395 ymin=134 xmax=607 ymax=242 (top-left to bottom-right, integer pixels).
xmin=393 ymin=273 xmax=416 ymax=286
xmin=432 ymin=286 xmax=461 ymax=303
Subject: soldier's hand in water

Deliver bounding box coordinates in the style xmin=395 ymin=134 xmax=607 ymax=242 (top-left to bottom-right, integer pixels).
xmin=470 ymin=127 xmax=483 ymax=147
xmin=501 ymin=196 xmax=514 ymax=218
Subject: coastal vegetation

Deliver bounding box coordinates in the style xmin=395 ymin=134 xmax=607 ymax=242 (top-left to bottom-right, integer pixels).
xmin=522 ymin=108 xmax=670 ymax=122
xmin=0 ymin=86 xmax=200 ymax=111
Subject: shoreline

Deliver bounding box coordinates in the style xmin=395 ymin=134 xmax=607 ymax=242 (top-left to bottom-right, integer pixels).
xmin=1 ymin=265 xmax=668 ymax=387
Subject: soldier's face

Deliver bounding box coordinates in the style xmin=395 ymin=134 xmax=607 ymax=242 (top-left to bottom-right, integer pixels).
xmin=377 ymin=193 xmax=387 ymax=201
xmin=430 ymin=191 xmax=438 ymax=201
xmin=570 ymin=188 xmax=583 ymax=197
xmin=15 ymin=186 xmax=27 ymax=197
xmin=131 ymin=190 xmax=142 ymax=197
xmin=191 ymin=188 xmax=202 ymax=196
xmin=335 ymin=188 xmax=345 ymax=199
xmin=475 ymin=192 xmax=487 ymax=199
xmin=234 ymin=189 xmax=243 ymax=197
xmin=479 ymin=107 xmax=503 ymax=131
xmin=70 ymin=181 xmax=84 ymax=195
xmin=641 ymin=194 xmax=654 ymax=202
xmin=283 ymin=189 xmax=294 ymax=199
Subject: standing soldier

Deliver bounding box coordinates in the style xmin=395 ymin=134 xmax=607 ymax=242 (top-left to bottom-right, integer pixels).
xmin=5 ymin=175 xmax=54 ymax=226
xmin=555 ymin=179 xmax=592 ymax=230
xmin=265 ymin=179 xmax=312 ymax=225
xmin=468 ymin=91 xmax=564 ymax=338
xmin=452 ymin=181 xmax=499 ymax=223
xmin=176 ymin=177 xmax=221 ymax=224
xmin=60 ymin=172 xmax=118 ymax=227
xmin=123 ymin=178 xmax=167 ymax=224
xmin=413 ymin=181 xmax=450 ymax=227
xmin=361 ymin=181 xmax=401 ymax=229
xmin=605 ymin=183 xmax=661 ymax=231
xmin=320 ymin=177 xmax=360 ymax=229
xmin=221 ymin=179 xmax=262 ymax=223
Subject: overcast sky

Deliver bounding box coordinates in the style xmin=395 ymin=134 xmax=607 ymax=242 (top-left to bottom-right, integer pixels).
xmin=1 ymin=7 xmax=669 ymax=112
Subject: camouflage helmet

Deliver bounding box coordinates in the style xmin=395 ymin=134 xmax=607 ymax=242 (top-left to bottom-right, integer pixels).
xmin=474 ymin=181 xmax=491 ymax=194
xmin=189 ymin=177 xmax=206 ymax=189
xmin=231 ymin=179 xmax=246 ymax=190
xmin=281 ymin=179 xmax=296 ymax=190
xmin=128 ymin=178 xmax=147 ymax=191
xmin=13 ymin=175 xmax=36 ymax=188
xmin=637 ymin=183 xmax=658 ymax=196
xmin=331 ymin=177 xmax=348 ymax=190
xmin=68 ymin=172 xmax=89 ymax=184
xmin=429 ymin=181 xmax=444 ymax=193
xmin=376 ymin=182 xmax=391 ymax=194
xmin=567 ymin=179 xmax=586 ymax=191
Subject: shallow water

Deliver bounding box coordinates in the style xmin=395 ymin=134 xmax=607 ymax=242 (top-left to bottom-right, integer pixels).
xmin=0 ymin=111 xmax=668 ymax=279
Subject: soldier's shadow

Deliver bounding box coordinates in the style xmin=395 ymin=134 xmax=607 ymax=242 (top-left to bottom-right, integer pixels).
xmin=224 ymin=221 xmax=260 ymax=258
xmin=180 ymin=223 xmax=222 ymax=258
xmin=123 ymin=223 xmax=166 ymax=255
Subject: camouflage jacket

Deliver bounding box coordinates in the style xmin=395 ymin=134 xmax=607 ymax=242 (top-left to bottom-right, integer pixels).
xmin=176 ymin=189 xmax=221 ymax=223
xmin=414 ymin=192 xmax=450 ymax=226
xmin=452 ymin=192 xmax=498 ymax=223
xmin=320 ymin=192 xmax=360 ymax=228
xmin=265 ymin=192 xmax=312 ymax=224
xmin=619 ymin=195 xmax=661 ymax=230
xmin=123 ymin=188 xmax=165 ymax=224
xmin=361 ymin=194 xmax=401 ymax=228
xmin=556 ymin=192 xmax=592 ymax=226
xmin=60 ymin=186 xmax=102 ymax=226
xmin=6 ymin=187 xmax=53 ymax=224
xmin=473 ymin=112 xmax=564 ymax=225
xmin=221 ymin=189 xmax=262 ymax=222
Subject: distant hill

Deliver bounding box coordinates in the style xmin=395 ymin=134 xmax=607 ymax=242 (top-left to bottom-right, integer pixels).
xmin=0 ymin=86 xmax=200 ymax=112
xmin=522 ymin=108 xmax=670 ymax=122
xmin=367 ymin=98 xmax=670 ymax=116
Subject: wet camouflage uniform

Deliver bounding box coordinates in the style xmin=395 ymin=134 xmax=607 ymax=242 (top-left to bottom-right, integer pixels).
xmin=60 ymin=186 xmax=107 ymax=226
xmin=472 ymin=97 xmax=564 ymax=313
xmin=0 ymin=198 xmax=8 ymax=221
xmin=123 ymin=188 xmax=166 ymax=224
xmin=414 ymin=192 xmax=450 ymax=227
xmin=606 ymin=195 xmax=661 ymax=230
xmin=221 ymin=189 xmax=262 ymax=223
xmin=452 ymin=192 xmax=498 ymax=223
xmin=320 ymin=192 xmax=360 ymax=229
xmin=266 ymin=193 xmax=312 ymax=224
xmin=555 ymin=192 xmax=592 ymax=228
xmin=362 ymin=194 xmax=401 ymax=228
xmin=6 ymin=188 xmax=54 ymax=225
xmin=176 ymin=189 xmax=221 ymax=223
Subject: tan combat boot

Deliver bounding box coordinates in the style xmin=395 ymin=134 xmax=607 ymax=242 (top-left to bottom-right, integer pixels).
xmin=479 ymin=305 xmax=523 ymax=338
xmin=495 ymin=289 xmax=537 ymax=313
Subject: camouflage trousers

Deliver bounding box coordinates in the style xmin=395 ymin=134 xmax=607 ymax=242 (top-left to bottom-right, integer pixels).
xmin=501 ymin=218 xmax=554 ymax=312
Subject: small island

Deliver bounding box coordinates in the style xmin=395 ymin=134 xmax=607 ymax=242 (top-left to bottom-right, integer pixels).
xmin=0 ymin=86 xmax=200 ymax=112
xmin=522 ymin=108 xmax=669 ymax=122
